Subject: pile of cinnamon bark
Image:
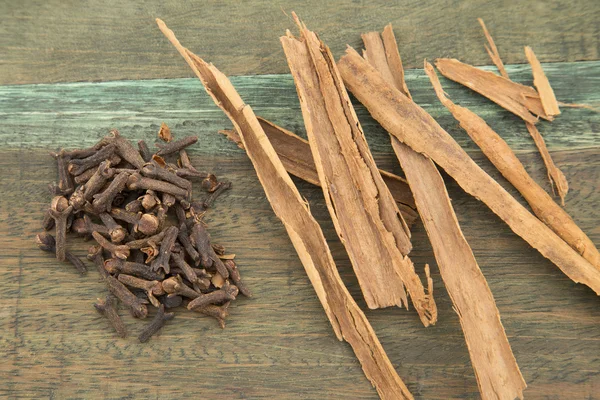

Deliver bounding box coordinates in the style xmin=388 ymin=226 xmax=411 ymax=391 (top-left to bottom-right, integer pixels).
xmin=37 ymin=124 xmax=250 ymax=343
xmin=70 ymin=14 xmax=594 ymax=399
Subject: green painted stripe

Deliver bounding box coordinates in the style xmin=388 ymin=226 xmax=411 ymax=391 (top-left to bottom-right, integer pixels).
xmin=0 ymin=61 xmax=598 ymax=153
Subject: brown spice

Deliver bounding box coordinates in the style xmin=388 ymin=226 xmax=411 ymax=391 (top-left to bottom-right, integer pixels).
xmin=281 ymin=17 xmax=436 ymax=321
xmin=435 ymin=58 xmax=549 ymax=122
xmin=360 ymin=28 xmax=525 ymax=397
xmin=138 ymin=305 xmax=174 ymax=343
xmin=337 ymin=47 xmax=600 ymax=294
xmin=94 ymin=295 xmax=127 ymax=338
xmin=219 ymin=117 xmax=418 ymax=226
xmin=157 ymin=17 xmax=414 ymax=398
xmin=426 ymin=65 xmax=597 ymax=268
xmin=525 ymin=46 xmax=560 ymax=117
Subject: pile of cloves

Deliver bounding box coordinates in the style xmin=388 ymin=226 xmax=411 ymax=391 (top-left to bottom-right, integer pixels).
xmin=36 ymin=123 xmax=250 ymax=342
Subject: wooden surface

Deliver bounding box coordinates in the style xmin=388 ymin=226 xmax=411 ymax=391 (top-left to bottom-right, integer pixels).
xmin=0 ymin=62 xmax=599 ymax=399
xmin=1 ymin=0 xmax=600 ymax=84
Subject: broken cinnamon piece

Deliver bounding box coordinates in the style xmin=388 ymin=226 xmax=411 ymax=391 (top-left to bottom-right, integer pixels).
xmin=337 ymin=47 xmax=600 ymax=295
xmin=473 ymin=27 xmax=568 ymax=203
xmin=525 ymin=46 xmax=560 ymax=117
xmin=426 ymin=62 xmax=598 ymax=268
xmin=477 ymin=18 xmax=509 ymax=79
xmin=435 ymin=58 xmax=550 ymax=122
xmin=380 ymin=25 xmax=411 ymax=99
xmin=557 ymin=101 xmax=599 ymax=112
xmin=362 ymin=30 xmax=525 ymax=399
xmin=281 ymin=16 xmax=437 ymax=322
xmin=525 ymin=122 xmax=569 ymax=205
xmin=157 ymin=17 xmax=415 ymax=399
xmin=219 ymin=117 xmax=418 ymax=226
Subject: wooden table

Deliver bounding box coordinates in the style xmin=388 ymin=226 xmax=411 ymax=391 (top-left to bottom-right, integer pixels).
xmin=1 ymin=2 xmax=599 ymax=399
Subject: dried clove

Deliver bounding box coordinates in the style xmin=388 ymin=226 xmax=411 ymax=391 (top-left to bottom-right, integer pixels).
xmin=162 ymin=275 xmax=201 ymax=298
xmin=92 ymin=171 xmax=130 ymax=213
xmin=161 ymin=192 xmax=176 ymax=208
xmin=160 ymin=294 xmax=183 ymax=308
xmin=201 ymin=173 xmax=219 ymax=192
xmin=138 ymin=305 xmax=174 ymax=343
xmin=140 ymin=189 xmax=160 ymax=211
xmin=94 ymin=295 xmax=127 ymax=338
xmin=141 ymin=162 xmax=192 ymax=191
xmin=125 ymin=198 xmax=144 ymax=213
xmin=104 ymin=274 xmax=148 ymax=319
xmin=224 ymin=259 xmax=252 ymax=297
xmin=73 ymin=165 xmax=97 ymax=184
xmin=42 ymin=209 xmax=55 ymax=231
xmin=136 ymin=213 xmax=160 ymax=236
xmin=84 ymin=160 xmax=115 ymax=202
xmin=87 ymin=244 xmax=109 ymax=278
xmin=92 ymin=231 xmax=130 ymax=260
xmin=170 ymin=251 xmax=200 ymax=288
xmin=51 ymin=150 xmax=75 ymax=195
xmin=150 ymin=226 xmax=178 ymax=273
xmin=104 ymin=258 xmax=165 ymax=281
xmin=36 ymin=232 xmax=87 ymax=275
xmin=68 ymin=143 xmax=116 ymax=176
xmin=125 ymin=230 xmax=166 ymax=250
xmin=72 ymin=214 xmax=109 ymax=238
xmin=127 ymin=172 xmax=188 ymax=201
xmin=202 ymin=180 xmax=232 ymax=209
xmin=101 ymin=130 xmax=146 ymax=169
xmin=191 ymin=301 xmax=230 ymax=328
xmin=155 ymin=136 xmax=198 ymax=157
xmin=187 ymin=281 xmax=239 ymax=310
xmin=138 ymin=140 xmax=152 ymax=162
xmin=191 ymin=222 xmax=229 ymax=279
xmin=177 ymin=223 xmax=200 ymax=265
xmin=99 ymin=213 xmax=127 ymax=243
xmin=68 ymin=185 xmax=87 ymax=210
xmin=49 ymin=196 xmax=73 ymax=262
xmin=117 ymin=274 xmax=165 ymax=307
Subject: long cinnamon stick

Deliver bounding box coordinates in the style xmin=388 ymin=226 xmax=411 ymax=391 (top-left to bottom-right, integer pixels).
xmin=363 ymin=28 xmax=526 ymax=400
xmin=157 ymin=18 xmax=415 ymax=399
xmin=426 ymin=64 xmax=597 ymax=268
xmin=219 ymin=117 xmax=419 ymax=227
xmin=281 ymin=15 xmax=436 ymax=323
xmin=338 ymin=47 xmax=600 ymax=295
xmin=435 ymin=58 xmax=550 ymax=122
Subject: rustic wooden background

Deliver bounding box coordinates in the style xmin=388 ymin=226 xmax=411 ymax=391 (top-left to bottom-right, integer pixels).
xmin=1 ymin=1 xmax=599 ymax=399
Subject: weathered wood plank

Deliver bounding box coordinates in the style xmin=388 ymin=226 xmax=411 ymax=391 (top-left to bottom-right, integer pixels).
xmin=0 ymin=147 xmax=599 ymax=399
xmin=0 ymin=62 xmax=598 ymax=154
xmin=1 ymin=0 xmax=599 ymax=84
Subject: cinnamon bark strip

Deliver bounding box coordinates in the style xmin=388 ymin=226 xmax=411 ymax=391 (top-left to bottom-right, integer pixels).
xmin=475 ymin=23 xmax=567 ymax=202
xmin=477 ymin=18 xmax=509 ymax=79
xmin=156 ymin=18 xmax=414 ymax=399
xmin=219 ymin=117 xmax=418 ymax=227
xmin=425 ymin=64 xmax=597 ymax=268
xmin=435 ymin=58 xmax=550 ymax=122
xmin=338 ymin=47 xmax=600 ymax=295
xmin=524 ymin=46 xmax=560 ymax=117
xmin=362 ymin=29 xmax=526 ymax=399
xmin=281 ymin=16 xmax=436 ymax=322
xmin=525 ymin=121 xmax=569 ymax=205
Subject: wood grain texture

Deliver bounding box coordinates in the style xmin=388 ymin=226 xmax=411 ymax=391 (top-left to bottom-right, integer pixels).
xmin=1 ymin=0 xmax=600 ymax=84
xmin=0 ymin=62 xmax=599 ymax=399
